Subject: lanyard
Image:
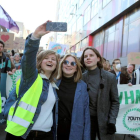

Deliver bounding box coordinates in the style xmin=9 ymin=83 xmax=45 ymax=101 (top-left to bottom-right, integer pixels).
xmin=116 ymin=72 xmax=121 ymax=80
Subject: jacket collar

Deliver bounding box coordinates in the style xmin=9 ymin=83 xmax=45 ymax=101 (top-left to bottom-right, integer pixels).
xmin=39 ymin=73 xmax=59 ymax=90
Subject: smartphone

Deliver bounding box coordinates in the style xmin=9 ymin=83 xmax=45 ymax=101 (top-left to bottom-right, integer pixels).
xmin=46 ymin=22 xmax=67 ymax=32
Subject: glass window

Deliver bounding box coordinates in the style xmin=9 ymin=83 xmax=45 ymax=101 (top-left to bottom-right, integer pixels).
xmin=129 ymin=8 xmax=140 ymax=23
xmin=84 ymin=5 xmax=91 ymax=25
xmin=79 ymin=0 xmax=84 ymax=8
xmin=77 ymin=16 xmax=83 ymax=31
xmin=103 ymin=0 xmax=111 ymax=8
xmin=91 ymin=0 xmax=98 ymax=18
xmin=72 ymin=22 xmax=76 ymax=33
xmin=75 ymin=42 xmax=80 ymax=52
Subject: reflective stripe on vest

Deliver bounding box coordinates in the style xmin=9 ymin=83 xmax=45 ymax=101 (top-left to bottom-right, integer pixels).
xmin=5 ymin=74 xmax=43 ymax=136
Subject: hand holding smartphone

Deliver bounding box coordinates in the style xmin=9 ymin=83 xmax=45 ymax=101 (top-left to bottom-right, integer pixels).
xmin=46 ymin=22 xmax=67 ymax=32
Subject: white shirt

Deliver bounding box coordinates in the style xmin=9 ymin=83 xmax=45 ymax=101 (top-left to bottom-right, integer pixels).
xmin=31 ymin=73 xmax=58 ymax=132
xmin=116 ymin=72 xmax=120 ymax=85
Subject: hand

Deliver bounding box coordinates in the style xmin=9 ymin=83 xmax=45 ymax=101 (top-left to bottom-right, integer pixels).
xmin=7 ymin=69 xmax=16 ymax=75
xmin=33 ymin=20 xmax=51 ymax=38
xmin=128 ymin=83 xmax=132 ymax=86
xmin=107 ymin=123 xmax=116 ymax=135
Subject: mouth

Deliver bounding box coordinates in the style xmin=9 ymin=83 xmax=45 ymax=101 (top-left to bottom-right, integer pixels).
xmin=46 ymin=64 xmax=53 ymax=67
xmin=86 ymin=61 xmax=92 ymax=64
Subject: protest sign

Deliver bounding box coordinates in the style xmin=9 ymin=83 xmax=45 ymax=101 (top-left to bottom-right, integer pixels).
xmin=0 ymin=32 xmax=14 ymax=49
xmin=116 ymin=85 xmax=140 ymax=135
xmin=6 ymin=70 xmax=22 ymax=98
xmin=127 ymin=52 xmax=140 ymax=64
xmin=48 ymin=42 xmax=68 ymax=55
xmin=14 ymin=37 xmax=25 ymax=50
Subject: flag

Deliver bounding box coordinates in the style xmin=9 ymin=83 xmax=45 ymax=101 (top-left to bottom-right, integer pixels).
xmin=0 ymin=5 xmax=19 ymax=33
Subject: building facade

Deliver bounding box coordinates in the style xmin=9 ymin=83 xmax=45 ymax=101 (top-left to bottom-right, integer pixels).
xmin=55 ymin=0 xmax=140 ymax=65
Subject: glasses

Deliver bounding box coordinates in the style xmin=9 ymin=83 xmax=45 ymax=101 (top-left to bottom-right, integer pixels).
xmin=114 ymin=62 xmax=121 ymax=65
xmin=63 ymin=60 xmax=77 ymax=66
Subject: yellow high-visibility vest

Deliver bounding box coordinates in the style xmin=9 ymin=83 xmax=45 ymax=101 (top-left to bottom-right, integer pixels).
xmin=5 ymin=74 xmax=43 ymax=136
xmin=0 ymin=93 xmax=2 ymax=113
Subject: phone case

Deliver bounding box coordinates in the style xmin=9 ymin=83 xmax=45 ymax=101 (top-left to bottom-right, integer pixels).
xmin=46 ymin=22 xmax=67 ymax=32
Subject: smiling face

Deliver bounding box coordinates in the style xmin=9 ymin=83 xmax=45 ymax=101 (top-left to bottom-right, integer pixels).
xmin=84 ymin=49 xmax=100 ymax=70
xmin=62 ymin=56 xmax=77 ymax=78
xmin=41 ymin=54 xmax=57 ymax=75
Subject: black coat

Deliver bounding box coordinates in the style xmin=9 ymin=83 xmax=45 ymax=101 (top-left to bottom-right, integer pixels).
xmin=110 ymin=70 xmax=129 ymax=84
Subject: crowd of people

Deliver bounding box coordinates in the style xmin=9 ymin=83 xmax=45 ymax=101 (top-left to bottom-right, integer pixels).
xmin=0 ymin=21 xmax=139 ymax=140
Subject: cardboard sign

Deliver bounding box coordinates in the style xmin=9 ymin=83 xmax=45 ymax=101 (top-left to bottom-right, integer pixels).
xmin=14 ymin=37 xmax=25 ymax=50
xmin=127 ymin=52 xmax=140 ymax=64
xmin=0 ymin=32 xmax=14 ymax=49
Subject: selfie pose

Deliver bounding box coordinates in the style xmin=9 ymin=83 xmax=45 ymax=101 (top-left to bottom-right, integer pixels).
xmin=80 ymin=47 xmax=120 ymax=140
xmin=4 ymin=21 xmax=59 ymax=140
xmin=56 ymin=54 xmax=90 ymax=140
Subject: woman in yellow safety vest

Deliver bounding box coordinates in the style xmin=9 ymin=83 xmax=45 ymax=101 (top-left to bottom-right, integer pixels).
xmin=4 ymin=21 xmax=59 ymax=140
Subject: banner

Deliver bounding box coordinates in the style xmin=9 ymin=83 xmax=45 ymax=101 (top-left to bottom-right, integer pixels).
xmin=48 ymin=42 xmax=69 ymax=55
xmin=0 ymin=5 xmax=19 ymax=33
xmin=0 ymin=73 xmax=7 ymax=125
xmin=14 ymin=37 xmax=25 ymax=50
xmin=116 ymin=85 xmax=140 ymax=135
xmin=6 ymin=70 xmax=22 ymax=98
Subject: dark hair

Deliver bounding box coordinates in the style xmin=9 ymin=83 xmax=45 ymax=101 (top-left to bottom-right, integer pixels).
xmin=112 ymin=59 xmax=121 ymax=65
xmin=0 ymin=40 xmax=5 ymax=48
xmin=80 ymin=47 xmax=103 ymax=69
xmin=11 ymin=50 xmax=15 ymax=56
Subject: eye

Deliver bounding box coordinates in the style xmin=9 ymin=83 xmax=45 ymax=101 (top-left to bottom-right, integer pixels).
xmin=84 ymin=55 xmax=87 ymax=58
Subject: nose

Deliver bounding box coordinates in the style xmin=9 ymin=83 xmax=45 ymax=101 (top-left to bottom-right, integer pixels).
xmin=87 ymin=55 xmax=90 ymax=59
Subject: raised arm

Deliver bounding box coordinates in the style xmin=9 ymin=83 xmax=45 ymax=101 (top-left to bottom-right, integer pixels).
xmin=21 ymin=21 xmax=51 ymax=81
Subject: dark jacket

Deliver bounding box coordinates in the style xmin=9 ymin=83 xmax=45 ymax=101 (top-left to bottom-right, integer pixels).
xmin=110 ymin=70 xmax=129 ymax=84
xmin=82 ymin=69 xmax=120 ymax=140
xmin=0 ymin=52 xmax=11 ymax=78
xmin=132 ymin=68 xmax=140 ymax=85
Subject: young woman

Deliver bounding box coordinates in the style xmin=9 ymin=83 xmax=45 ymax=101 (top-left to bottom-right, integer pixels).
xmin=80 ymin=47 xmax=120 ymax=140
xmin=56 ymin=54 xmax=90 ymax=140
xmin=4 ymin=21 xmax=59 ymax=140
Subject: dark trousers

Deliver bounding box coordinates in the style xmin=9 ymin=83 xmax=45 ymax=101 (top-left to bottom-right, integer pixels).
xmin=57 ymin=118 xmax=71 ymax=140
xmin=91 ymin=116 xmax=101 ymax=140
xmin=5 ymin=130 xmax=53 ymax=140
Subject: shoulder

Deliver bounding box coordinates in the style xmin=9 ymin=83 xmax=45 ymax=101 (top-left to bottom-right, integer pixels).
xmin=102 ymin=69 xmax=116 ymax=80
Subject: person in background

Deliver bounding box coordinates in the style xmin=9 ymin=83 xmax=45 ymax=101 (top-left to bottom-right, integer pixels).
xmin=11 ymin=50 xmax=15 ymax=56
xmin=127 ymin=64 xmax=135 ymax=80
xmin=110 ymin=59 xmax=129 ymax=84
xmin=56 ymin=54 xmax=90 ymax=140
xmin=0 ymin=41 xmax=11 ymax=79
xmin=106 ymin=60 xmax=111 ymax=71
xmin=19 ymin=53 xmax=23 ymax=62
xmin=80 ymin=47 xmax=119 ymax=140
xmin=13 ymin=53 xmax=21 ymax=69
xmin=4 ymin=21 xmax=59 ymax=140
xmin=102 ymin=57 xmax=108 ymax=71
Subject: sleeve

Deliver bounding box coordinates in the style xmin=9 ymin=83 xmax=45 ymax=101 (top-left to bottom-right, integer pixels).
xmin=3 ymin=87 xmax=17 ymax=119
xmin=83 ymin=84 xmax=90 ymax=140
xmin=21 ymin=34 xmax=40 ymax=81
xmin=6 ymin=58 xmax=11 ymax=72
xmin=108 ymin=75 xmax=120 ymax=124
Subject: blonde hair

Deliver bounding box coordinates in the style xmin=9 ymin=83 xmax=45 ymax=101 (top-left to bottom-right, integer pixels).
xmin=57 ymin=54 xmax=82 ymax=82
xmin=37 ymin=50 xmax=59 ymax=82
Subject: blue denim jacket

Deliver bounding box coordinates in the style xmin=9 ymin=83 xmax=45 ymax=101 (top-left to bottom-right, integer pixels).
xmin=56 ymin=79 xmax=90 ymax=140
xmin=4 ymin=34 xmax=58 ymax=139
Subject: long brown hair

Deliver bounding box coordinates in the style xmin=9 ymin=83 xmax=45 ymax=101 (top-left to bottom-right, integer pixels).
xmin=37 ymin=50 xmax=59 ymax=82
xmin=80 ymin=47 xmax=103 ymax=69
xmin=57 ymin=54 xmax=82 ymax=82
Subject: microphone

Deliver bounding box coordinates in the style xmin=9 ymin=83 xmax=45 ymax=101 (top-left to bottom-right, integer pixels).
xmin=100 ymin=82 xmax=104 ymax=89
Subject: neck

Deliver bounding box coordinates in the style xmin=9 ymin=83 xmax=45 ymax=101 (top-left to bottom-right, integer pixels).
xmin=0 ymin=52 xmax=2 ymax=56
xmin=15 ymin=60 xmax=20 ymax=63
xmin=88 ymin=65 xmax=97 ymax=70
xmin=63 ymin=73 xmax=74 ymax=78
xmin=44 ymin=71 xmax=52 ymax=79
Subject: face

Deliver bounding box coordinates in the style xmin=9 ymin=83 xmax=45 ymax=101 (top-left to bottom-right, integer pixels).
xmin=41 ymin=54 xmax=57 ymax=74
xmin=0 ymin=43 xmax=4 ymax=53
xmin=14 ymin=55 xmax=20 ymax=61
xmin=127 ymin=65 xmax=134 ymax=73
xmin=84 ymin=49 xmax=100 ymax=70
xmin=62 ymin=56 xmax=77 ymax=77
xmin=113 ymin=60 xmax=121 ymax=71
